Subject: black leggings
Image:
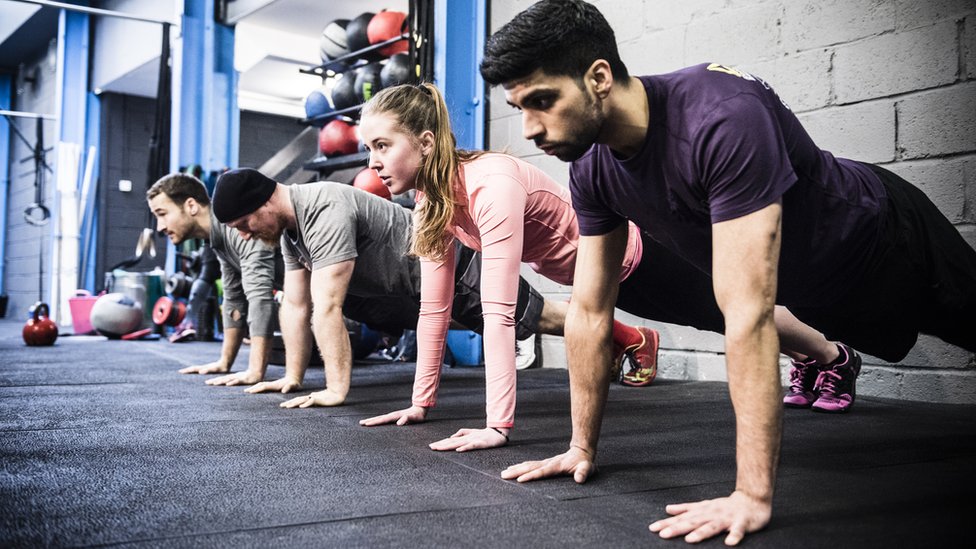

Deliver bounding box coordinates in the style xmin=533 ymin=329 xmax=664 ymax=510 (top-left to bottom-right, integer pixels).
xmin=791 ymin=164 xmax=976 ymax=362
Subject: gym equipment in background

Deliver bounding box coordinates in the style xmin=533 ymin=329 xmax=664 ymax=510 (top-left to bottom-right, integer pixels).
xmin=152 ymin=296 xmax=187 ymax=327
xmin=67 ymin=290 xmax=99 ymax=335
xmin=346 ymin=12 xmax=380 ymax=60
xmin=89 ymin=293 xmax=144 ymax=338
xmin=353 ymin=62 xmax=384 ymax=102
xmin=353 ymin=168 xmax=391 ymax=200
xmin=304 ymin=89 xmax=334 ymax=120
xmin=318 ymin=119 xmax=360 ymax=157
xmin=319 ymin=19 xmax=350 ymax=62
xmin=23 ymin=302 xmax=58 ymax=346
xmin=330 ymin=75 xmax=358 ymax=110
xmin=380 ymin=53 xmax=415 ymax=88
xmin=367 ymin=10 xmax=409 ymax=56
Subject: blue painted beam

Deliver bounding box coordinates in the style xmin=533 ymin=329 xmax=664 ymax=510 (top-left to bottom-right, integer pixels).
xmin=54 ymin=8 xmax=91 ymax=307
xmin=0 ymin=74 xmax=11 ymax=295
xmin=434 ymin=0 xmax=486 ymax=150
xmin=168 ymin=0 xmax=238 ymax=274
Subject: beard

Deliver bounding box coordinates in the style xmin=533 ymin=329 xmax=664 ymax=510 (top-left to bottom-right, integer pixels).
xmin=253 ymin=228 xmax=283 ymax=248
xmin=540 ymin=90 xmax=604 ymax=162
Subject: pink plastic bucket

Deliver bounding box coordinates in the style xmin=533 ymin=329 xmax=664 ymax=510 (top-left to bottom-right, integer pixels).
xmin=68 ymin=289 xmax=99 ymax=335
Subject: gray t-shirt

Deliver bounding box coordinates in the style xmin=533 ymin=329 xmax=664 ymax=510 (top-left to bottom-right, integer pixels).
xmin=281 ymin=182 xmax=419 ymax=298
xmin=209 ymin=209 xmax=282 ymax=337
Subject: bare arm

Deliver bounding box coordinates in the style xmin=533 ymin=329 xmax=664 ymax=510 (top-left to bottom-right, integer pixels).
xmin=246 ymin=268 xmax=310 ymax=394
xmin=502 ymin=224 xmax=628 ymax=482
xmin=650 ymin=202 xmax=783 ymax=545
xmin=178 ymin=329 xmax=240 ymax=375
xmin=280 ymin=260 xmax=355 ymax=408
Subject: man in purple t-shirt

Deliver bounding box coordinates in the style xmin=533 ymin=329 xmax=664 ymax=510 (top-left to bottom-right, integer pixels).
xmin=480 ymin=0 xmax=976 ymax=546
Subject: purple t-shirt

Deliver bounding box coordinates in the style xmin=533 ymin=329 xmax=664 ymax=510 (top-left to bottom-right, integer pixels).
xmin=570 ymin=63 xmax=887 ymax=307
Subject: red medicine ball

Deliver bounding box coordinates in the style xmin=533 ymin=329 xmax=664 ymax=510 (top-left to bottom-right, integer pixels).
xmin=367 ymin=10 xmax=409 ymax=57
xmin=319 ymin=119 xmax=360 ymax=157
xmin=353 ymin=168 xmax=392 ymax=200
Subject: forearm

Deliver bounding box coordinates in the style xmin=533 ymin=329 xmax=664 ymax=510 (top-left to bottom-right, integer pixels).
xmin=565 ymin=301 xmax=613 ymax=458
xmin=725 ymin=313 xmax=782 ymax=503
xmin=482 ymin=315 xmax=517 ymax=429
xmin=312 ymin=305 xmax=353 ymax=399
xmin=280 ymin=300 xmax=311 ymax=384
xmin=245 ymin=335 xmax=272 ymax=378
xmin=218 ymin=327 xmax=243 ymax=370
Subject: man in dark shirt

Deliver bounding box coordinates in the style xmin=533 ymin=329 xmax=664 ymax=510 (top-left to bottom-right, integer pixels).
xmin=480 ymin=0 xmax=976 ymax=545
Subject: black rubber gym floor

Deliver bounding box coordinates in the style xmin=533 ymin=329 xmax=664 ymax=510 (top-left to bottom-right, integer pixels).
xmin=2 ymin=317 xmax=975 ymax=548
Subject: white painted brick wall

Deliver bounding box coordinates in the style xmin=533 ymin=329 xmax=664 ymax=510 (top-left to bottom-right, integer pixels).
xmin=897 ymin=81 xmax=976 ymax=159
xmin=684 ymin=4 xmax=783 ymax=66
xmin=833 ymin=21 xmax=958 ymax=104
xmin=885 ymin=157 xmax=973 ymax=223
xmin=781 ymin=0 xmax=896 ymax=52
xmin=797 ymin=100 xmax=896 ymax=163
xmin=894 ymin=0 xmax=975 ymax=30
xmin=487 ymin=0 xmax=976 ymax=404
xmin=619 ymin=27 xmax=687 ymax=76
xmin=740 ymin=48 xmax=832 ymax=113
xmin=967 ymin=17 xmax=976 ymax=80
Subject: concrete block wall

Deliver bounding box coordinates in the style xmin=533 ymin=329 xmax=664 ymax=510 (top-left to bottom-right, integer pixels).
xmin=3 ymin=43 xmax=58 ymax=319
xmin=488 ymin=0 xmax=976 ymax=403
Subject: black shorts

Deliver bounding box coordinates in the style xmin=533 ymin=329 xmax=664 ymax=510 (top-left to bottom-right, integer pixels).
xmin=790 ymin=164 xmax=976 ymax=362
xmin=342 ymin=245 xmax=544 ymax=340
xmin=616 ymin=232 xmax=725 ymax=334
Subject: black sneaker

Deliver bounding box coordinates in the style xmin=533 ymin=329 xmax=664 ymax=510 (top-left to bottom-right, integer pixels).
xmin=811 ymin=344 xmax=862 ymax=413
xmin=783 ymin=357 xmax=821 ymax=408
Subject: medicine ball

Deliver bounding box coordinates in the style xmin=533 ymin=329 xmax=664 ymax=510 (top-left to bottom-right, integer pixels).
xmin=319 ymin=19 xmax=350 ymax=62
xmin=331 ymin=75 xmax=359 ymax=110
xmin=367 ymin=10 xmax=409 ymax=57
xmin=354 ymin=63 xmax=384 ymax=102
xmin=380 ymin=53 xmax=415 ymax=88
xmin=319 ymin=119 xmax=360 ymax=157
xmin=90 ymin=292 xmax=144 ymax=338
xmin=347 ymin=12 xmax=381 ymax=60
xmin=304 ymin=89 xmax=334 ymax=120
xmin=353 ymin=168 xmax=391 ymax=200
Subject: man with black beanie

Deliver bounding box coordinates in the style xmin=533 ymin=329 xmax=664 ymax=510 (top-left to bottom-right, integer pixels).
xmin=212 ymin=168 xmax=562 ymax=409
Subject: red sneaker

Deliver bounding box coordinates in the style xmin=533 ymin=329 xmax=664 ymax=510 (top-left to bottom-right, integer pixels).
xmin=615 ymin=326 xmax=660 ymax=387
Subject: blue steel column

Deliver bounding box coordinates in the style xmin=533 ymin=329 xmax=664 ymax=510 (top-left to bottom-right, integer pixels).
xmin=169 ymin=0 xmax=238 ymax=272
xmin=79 ymin=92 xmax=100 ymax=290
xmin=434 ymin=0 xmax=487 ymax=362
xmin=434 ymin=0 xmax=486 ymax=150
xmin=0 ymin=75 xmax=11 ymax=296
xmin=54 ymin=9 xmax=94 ymax=303
xmin=173 ymin=0 xmax=238 ymax=173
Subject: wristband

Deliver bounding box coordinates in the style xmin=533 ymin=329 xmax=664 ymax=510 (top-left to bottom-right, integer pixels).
xmin=490 ymin=427 xmax=509 ymax=442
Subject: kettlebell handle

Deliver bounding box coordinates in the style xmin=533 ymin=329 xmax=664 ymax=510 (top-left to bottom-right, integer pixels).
xmin=30 ymin=301 xmax=50 ymax=320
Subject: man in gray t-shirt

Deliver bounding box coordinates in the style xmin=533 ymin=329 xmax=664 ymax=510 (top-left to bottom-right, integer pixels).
xmin=147 ymin=173 xmax=282 ymax=384
xmin=212 ymin=168 xmax=553 ymax=408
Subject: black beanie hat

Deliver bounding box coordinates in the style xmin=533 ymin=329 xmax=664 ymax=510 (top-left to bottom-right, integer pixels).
xmin=212 ymin=168 xmax=277 ymax=223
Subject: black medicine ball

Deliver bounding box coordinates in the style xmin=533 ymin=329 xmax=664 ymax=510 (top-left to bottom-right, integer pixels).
xmin=331 ymin=75 xmax=359 ymax=110
xmin=347 ymin=12 xmax=381 ymax=61
xmin=380 ymin=53 xmax=415 ymax=88
xmin=354 ymin=63 xmax=384 ymax=102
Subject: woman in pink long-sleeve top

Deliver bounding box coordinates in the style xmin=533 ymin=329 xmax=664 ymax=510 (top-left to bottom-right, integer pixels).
xmin=357 ymin=83 xmax=659 ymax=452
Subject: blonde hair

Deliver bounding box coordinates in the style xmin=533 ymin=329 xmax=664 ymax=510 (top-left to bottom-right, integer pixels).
xmin=362 ymin=83 xmax=483 ymax=261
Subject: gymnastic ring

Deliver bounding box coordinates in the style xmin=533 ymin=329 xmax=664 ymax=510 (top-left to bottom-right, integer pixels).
xmin=24 ymin=203 xmax=50 ymax=226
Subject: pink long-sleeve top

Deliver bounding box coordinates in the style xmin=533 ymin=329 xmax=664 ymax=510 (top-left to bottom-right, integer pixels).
xmin=411 ymin=153 xmax=643 ymax=428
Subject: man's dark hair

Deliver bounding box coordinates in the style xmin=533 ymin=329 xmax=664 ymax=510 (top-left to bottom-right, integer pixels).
xmin=147 ymin=173 xmax=211 ymax=207
xmin=480 ymin=0 xmax=629 ymax=86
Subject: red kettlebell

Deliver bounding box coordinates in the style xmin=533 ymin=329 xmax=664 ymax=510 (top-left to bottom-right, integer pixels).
xmin=23 ymin=301 xmax=59 ymax=346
